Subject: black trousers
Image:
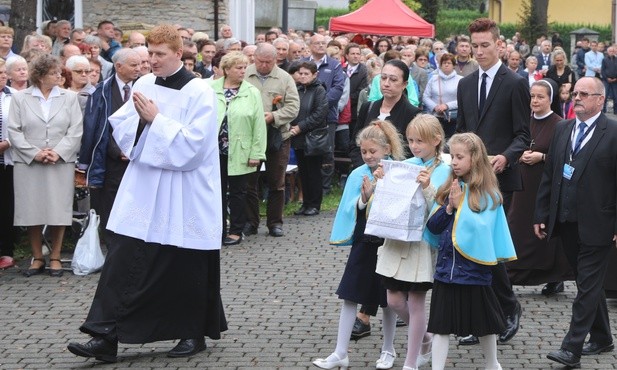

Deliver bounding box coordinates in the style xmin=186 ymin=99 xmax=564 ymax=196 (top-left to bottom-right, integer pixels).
xmin=295 ymin=149 xmax=323 ymax=210
xmin=0 ymin=165 xmax=16 ymax=256
xmin=491 ymin=191 xmax=519 ymax=316
xmin=219 ymin=155 xmax=250 ymax=237
xmin=558 ymin=222 xmax=613 ymax=356
xmin=321 ymin=122 xmax=337 ymax=192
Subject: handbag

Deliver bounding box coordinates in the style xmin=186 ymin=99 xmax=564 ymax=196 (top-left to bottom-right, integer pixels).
xmin=304 ymin=126 xmax=331 ymax=156
xmin=267 ymin=125 xmax=282 ymax=153
xmin=432 ymin=75 xmax=457 ymax=122
xmin=365 ymin=160 xmax=427 ymax=241
xmin=71 ymin=209 xmax=105 ymax=276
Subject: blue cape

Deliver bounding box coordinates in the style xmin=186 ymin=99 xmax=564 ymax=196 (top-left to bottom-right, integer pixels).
xmin=450 ymin=183 xmax=517 ymax=265
xmin=330 ymin=164 xmax=373 ymax=246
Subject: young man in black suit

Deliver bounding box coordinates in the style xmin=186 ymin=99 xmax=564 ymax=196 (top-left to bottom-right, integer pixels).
xmin=535 ymin=77 xmax=617 ymax=368
xmin=456 ymin=18 xmax=530 ymax=346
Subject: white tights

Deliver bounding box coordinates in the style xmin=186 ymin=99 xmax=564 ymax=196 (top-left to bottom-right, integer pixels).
xmin=431 ymin=334 xmax=500 ymax=369
xmin=329 ymin=300 xmax=396 ymax=361
xmin=387 ymin=290 xmax=429 ymax=367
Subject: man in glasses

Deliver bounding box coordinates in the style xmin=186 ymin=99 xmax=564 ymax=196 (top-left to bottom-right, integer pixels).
xmin=535 ymin=77 xmax=617 ymax=368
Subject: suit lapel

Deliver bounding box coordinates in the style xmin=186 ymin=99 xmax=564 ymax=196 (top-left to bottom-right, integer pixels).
xmin=479 ymin=65 xmax=506 ymax=125
xmin=465 ymin=70 xmax=480 ymax=127
xmin=570 ymin=114 xmax=607 ymax=182
xmin=23 ymin=90 xmax=46 ymax=122
xmin=47 ymin=91 xmax=66 ymax=122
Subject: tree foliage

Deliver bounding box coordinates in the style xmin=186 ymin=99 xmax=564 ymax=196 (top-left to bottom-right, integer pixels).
xmin=441 ymin=0 xmax=485 ymax=11
xmin=417 ymin=0 xmax=439 ymax=25
xmin=517 ymin=0 xmax=549 ymax=43
xmin=9 ymin=0 xmax=37 ymax=53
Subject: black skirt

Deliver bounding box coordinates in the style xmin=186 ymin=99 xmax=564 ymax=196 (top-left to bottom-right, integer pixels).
xmin=382 ymin=276 xmax=432 ymax=292
xmin=427 ymin=280 xmax=505 ymax=337
xmin=336 ymin=238 xmax=387 ymax=307
xmin=80 ymin=233 xmax=227 ymax=344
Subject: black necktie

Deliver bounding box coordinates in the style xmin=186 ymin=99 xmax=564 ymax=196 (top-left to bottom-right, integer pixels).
xmin=479 ymin=72 xmax=487 ymax=114
xmin=123 ymin=84 xmax=131 ymax=103
xmin=573 ymin=122 xmax=588 ymax=155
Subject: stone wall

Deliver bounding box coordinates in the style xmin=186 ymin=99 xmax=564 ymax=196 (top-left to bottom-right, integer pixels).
xmin=0 ymin=0 xmax=228 ymax=39
xmin=84 ymin=0 xmax=228 ymax=38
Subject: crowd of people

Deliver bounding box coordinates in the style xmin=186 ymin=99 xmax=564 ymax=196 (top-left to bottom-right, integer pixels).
xmin=0 ymin=14 xmax=615 ymax=369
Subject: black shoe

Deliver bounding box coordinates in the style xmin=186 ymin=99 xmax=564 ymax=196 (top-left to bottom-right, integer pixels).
xmin=547 ymin=348 xmax=581 ymax=368
xmin=541 ymin=281 xmax=565 ymax=296
xmin=269 ymin=226 xmax=284 ymax=237
xmin=67 ymin=337 xmax=118 ymax=363
xmin=582 ymin=341 xmax=614 ymax=356
xmin=223 ymin=235 xmax=242 ymax=246
xmin=499 ymin=301 xmax=521 ymax=343
xmin=23 ymin=258 xmax=46 ymax=277
xmin=242 ymin=224 xmax=258 ymax=236
xmin=396 ymin=317 xmax=407 ymax=327
xmin=49 ymin=258 xmax=64 ymax=277
xmin=303 ymin=207 xmax=319 ymax=216
xmin=167 ymin=338 xmax=206 ymax=358
xmin=458 ymin=334 xmax=479 ymax=346
xmin=294 ymin=206 xmax=307 ymax=215
xmin=350 ymin=317 xmax=371 ymax=340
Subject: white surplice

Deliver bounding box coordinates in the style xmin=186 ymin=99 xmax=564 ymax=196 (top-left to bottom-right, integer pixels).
xmin=107 ymin=74 xmax=222 ymax=250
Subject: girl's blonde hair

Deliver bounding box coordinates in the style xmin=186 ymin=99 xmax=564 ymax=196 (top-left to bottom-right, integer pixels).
xmin=356 ymin=119 xmax=405 ymax=161
xmin=406 ymin=114 xmax=445 ymax=165
xmin=436 ymin=133 xmax=502 ymax=212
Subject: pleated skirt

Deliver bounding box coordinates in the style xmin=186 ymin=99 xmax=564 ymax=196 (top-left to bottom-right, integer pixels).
xmin=427 ymin=280 xmax=505 ymax=337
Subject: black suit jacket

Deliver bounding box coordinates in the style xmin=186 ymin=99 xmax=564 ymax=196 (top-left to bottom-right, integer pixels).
xmin=346 ymin=63 xmax=368 ymax=122
xmin=534 ymin=114 xmax=617 ymax=246
xmin=456 ymin=63 xmax=530 ymax=191
xmin=535 ymin=53 xmax=552 ymax=70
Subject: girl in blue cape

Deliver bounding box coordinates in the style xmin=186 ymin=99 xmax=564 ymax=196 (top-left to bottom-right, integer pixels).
xmin=426 ymin=133 xmax=516 ymax=370
xmin=375 ymin=114 xmax=451 ymax=370
xmin=313 ymin=120 xmax=405 ymax=370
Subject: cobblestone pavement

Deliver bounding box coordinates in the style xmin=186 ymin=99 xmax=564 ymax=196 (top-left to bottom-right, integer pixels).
xmin=2 ymin=211 xmax=617 ymax=369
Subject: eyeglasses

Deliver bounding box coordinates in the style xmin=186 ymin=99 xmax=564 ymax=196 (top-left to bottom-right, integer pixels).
xmin=72 ymin=69 xmax=92 ymax=75
xmin=311 ymin=41 xmax=327 ymax=45
xmin=417 ymin=58 xmax=428 ymax=62
xmin=571 ymin=91 xmax=602 ymax=99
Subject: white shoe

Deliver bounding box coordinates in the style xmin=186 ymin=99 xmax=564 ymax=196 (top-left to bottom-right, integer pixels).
xmin=485 ymin=364 xmax=502 ymax=370
xmin=313 ymin=353 xmax=349 ymax=369
xmin=416 ymin=351 xmax=431 ymax=367
xmin=376 ymin=349 xmax=396 ymax=369
xmin=403 ymin=367 xmax=418 ymax=370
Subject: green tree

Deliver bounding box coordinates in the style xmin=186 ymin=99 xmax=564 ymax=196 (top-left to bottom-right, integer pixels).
xmin=517 ymin=0 xmax=549 ymax=42
xmin=417 ymin=0 xmax=439 ymax=25
xmin=349 ymin=0 xmax=421 ymax=12
xmin=10 ymin=0 xmax=37 ymax=52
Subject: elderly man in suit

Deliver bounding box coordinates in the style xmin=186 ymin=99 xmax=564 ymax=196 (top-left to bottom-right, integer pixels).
xmin=534 ymin=77 xmax=617 ymax=368
xmin=456 ymin=18 xmax=530 ymax=346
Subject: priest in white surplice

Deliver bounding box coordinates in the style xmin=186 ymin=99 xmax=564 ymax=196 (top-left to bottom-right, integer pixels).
xmin=68 ymin=25 xmax=227 ymax=363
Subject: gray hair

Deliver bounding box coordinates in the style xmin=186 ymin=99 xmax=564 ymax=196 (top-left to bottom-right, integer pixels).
xmin=6 ymin=55 xmax=27 ymax=73
xmin=223 ymin=37 xmax=241 ymax=50
xmin=65 ymin=55 xmax=90 ymax=70
xmin=255 ymin=42 xmax=277 ymax=58
xmin=272 ymin=38 xmax=289 ymax=47
xmin=112 ymin=47 xmax=139 ymax=64
xmin=83 ymin=35 xmax=102 ymax=48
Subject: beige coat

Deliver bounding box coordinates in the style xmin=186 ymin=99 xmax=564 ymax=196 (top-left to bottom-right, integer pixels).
xmin=375 ymin=185 xmax=438 ymax=283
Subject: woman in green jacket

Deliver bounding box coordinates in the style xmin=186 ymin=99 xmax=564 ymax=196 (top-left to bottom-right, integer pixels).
xmin=211 ymin=52 xmax=267 ymax=245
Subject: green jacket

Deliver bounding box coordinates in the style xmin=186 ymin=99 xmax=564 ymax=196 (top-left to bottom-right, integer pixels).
xmin=211 ymin=78 xmax=267 ymax=176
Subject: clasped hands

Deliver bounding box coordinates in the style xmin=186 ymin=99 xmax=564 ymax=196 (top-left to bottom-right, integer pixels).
xmin=133 ymin=91 xmax=159 ymax=123
xmin=35 ymin=148 xmax=60 ymax=164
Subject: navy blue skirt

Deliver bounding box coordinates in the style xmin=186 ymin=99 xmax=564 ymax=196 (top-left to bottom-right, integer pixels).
xmin=336 ymin=237 xmax=387 ymax=307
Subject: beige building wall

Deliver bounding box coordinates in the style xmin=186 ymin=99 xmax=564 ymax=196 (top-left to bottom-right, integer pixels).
xmin=489 ymin=0 xmax=611 ymax=26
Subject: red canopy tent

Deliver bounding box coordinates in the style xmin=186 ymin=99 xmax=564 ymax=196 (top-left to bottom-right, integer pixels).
xmin=329 ymin=0 xmax=435 ymax=38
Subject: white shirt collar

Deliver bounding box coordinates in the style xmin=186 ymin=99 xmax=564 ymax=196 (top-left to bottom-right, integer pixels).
xmin=479 ymin=60 xmax=502 ymax=81
xmin=32 ymin=86 xmax=61 ymax=100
